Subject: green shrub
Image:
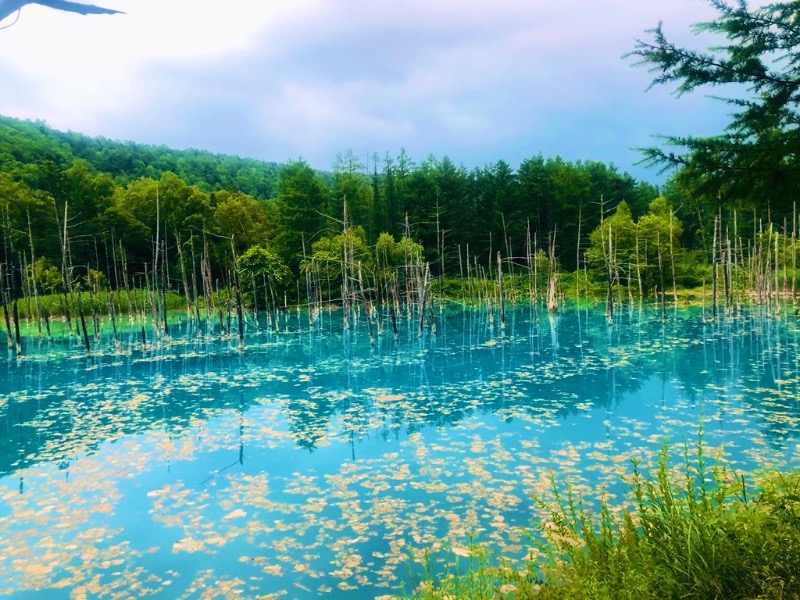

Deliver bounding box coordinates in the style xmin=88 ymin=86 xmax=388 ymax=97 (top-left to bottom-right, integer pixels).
xmin=409 ymin=436 xmax=800 ymax=600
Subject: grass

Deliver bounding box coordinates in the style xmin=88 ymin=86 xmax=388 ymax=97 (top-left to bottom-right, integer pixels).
xmin=409 ymin=435 xmax=800 ymax=600
xmin=409 ymin=543 xmax=512 ymax=600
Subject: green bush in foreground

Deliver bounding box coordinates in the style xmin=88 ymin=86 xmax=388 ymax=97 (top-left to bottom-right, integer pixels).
xmin=410 ymin=440 xmax=800 ymax=600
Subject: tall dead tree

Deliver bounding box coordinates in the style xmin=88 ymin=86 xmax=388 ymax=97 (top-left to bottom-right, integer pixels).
xmin=547 ymin=229 xmax=558 ymax=314
xmin=58 ymin=203 xmax=90 ymax=355
xmin=231 ymin=236 xmax=245 ymax=349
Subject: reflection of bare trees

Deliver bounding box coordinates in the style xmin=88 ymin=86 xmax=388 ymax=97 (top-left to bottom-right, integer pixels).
xmin=2 ymin=304 xmax=799 ymax=476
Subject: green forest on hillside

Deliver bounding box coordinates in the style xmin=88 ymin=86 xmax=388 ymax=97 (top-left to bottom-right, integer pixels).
xmin=0 ymin=113 xmax=662 ymax=275
xmin=0 ymin=111 xmax=778 ymax=322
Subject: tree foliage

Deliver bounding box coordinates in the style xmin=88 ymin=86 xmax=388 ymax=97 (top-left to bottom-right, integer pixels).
xmin=238 ymin=245 xmax=291 ymax=307
xmin=0 ymin=114 xmax=668 ymax=301
xmin=628 ymin=0 xmax=800 ymax=216
xmin=587 ymin=197 xmax=686 ymax=293
xmin=275 ymin=160 xmax=331 ymax=273
xmin=0 ymin=115 xmax=281 ymax=200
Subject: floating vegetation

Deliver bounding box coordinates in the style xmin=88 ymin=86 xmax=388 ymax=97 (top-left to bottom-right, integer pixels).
xmin=1 ymin=305 xmax=799 ymax=597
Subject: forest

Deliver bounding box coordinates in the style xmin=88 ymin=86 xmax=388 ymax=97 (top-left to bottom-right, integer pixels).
xmin=3 ymin=110 xmax=784 ymax=334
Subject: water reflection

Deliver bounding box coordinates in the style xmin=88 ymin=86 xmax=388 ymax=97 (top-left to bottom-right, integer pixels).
xmin=0 ymin=305 xmax=798 ymax=597
xmin=2 ymin=305 xmax=800 ymax=474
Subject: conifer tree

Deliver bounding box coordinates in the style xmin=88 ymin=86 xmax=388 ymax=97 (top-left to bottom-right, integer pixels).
xmin=629 ymin=1 xmax=800 ymax=215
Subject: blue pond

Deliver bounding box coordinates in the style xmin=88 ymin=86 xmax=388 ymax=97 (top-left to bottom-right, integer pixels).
xmin=0 ymin=304 xmax=799 ymax=598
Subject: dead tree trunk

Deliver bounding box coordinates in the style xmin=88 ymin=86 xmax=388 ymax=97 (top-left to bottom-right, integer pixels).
xmin=1 ymin=264 xmax=14 ymax=350
xmin=59 ymin=202 xmax=90 ymax=354
xmin=231 ymin=237 xmax=245 ymax=349
xmin=497 ymin=251 xmax=506 ymax=329
xmin=711 ymin=216 xmax=719 ymax=321
xmin=26 ymin=212 xmax=43 ymax=336
xmin=547 ymin=230 xmax=558 ymax=314
xmin=10 ymin=255 xmax=22 ymax=355
xmin=606 ymin=227 xmax=614 ymax=326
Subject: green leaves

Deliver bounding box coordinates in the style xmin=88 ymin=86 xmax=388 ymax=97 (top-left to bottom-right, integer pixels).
xmin=586 ymin=197 xmax=684 ymax=293
xmin=212 ymin=190 xmax=273 ymax=254
xmin=629 ymin=1 xmax=800 ymax=215
xmin=275 ymin=160 xmax=331 ymax=273
xmin=238 ymin=245 xmax=291 ymax=305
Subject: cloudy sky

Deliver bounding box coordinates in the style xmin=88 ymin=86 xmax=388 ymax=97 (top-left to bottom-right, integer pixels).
xmin=0 ymin=1 xmax=746 ymax=182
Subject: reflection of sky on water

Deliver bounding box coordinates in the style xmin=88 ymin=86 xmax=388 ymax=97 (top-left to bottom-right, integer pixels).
xmin=0 ymin=305 xmax=799 ymax=597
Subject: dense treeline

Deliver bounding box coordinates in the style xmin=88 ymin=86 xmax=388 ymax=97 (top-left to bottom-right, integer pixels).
xmin=0 ymin=115 xmax=282 ymax=200
xmin=0 ymin=115 xmax=661 ymax=282
xmin=0 ymin=113 xmax=795 ymax=341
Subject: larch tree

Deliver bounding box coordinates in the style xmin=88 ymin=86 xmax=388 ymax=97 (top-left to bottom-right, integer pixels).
xmin=628 ymin=0 xmax=800 ymax=217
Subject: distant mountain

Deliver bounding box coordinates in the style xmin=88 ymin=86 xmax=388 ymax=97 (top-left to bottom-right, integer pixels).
xmin=0 ymin=114 xmax=282 ymax=200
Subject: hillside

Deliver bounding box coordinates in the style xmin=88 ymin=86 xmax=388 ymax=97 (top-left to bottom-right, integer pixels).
xmin=0 ymin=112 xmax=713 ymax=319
xmin=0 ymin=115 xmax=282 ymax=200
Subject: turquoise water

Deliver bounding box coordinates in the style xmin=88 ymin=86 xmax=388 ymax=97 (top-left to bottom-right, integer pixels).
xmin=1 ymin=305 xmax=799 ymax=598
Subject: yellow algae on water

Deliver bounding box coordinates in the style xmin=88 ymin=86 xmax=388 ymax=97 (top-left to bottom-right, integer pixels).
xmin=172 ymin=538 xmax=204 ymax=553
xmin=223 ymin=509 xmax=247 ymax=521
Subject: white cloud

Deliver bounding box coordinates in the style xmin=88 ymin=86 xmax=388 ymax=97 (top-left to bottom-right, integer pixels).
xmin=0 ymin=0 xmax=768 ymax=178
